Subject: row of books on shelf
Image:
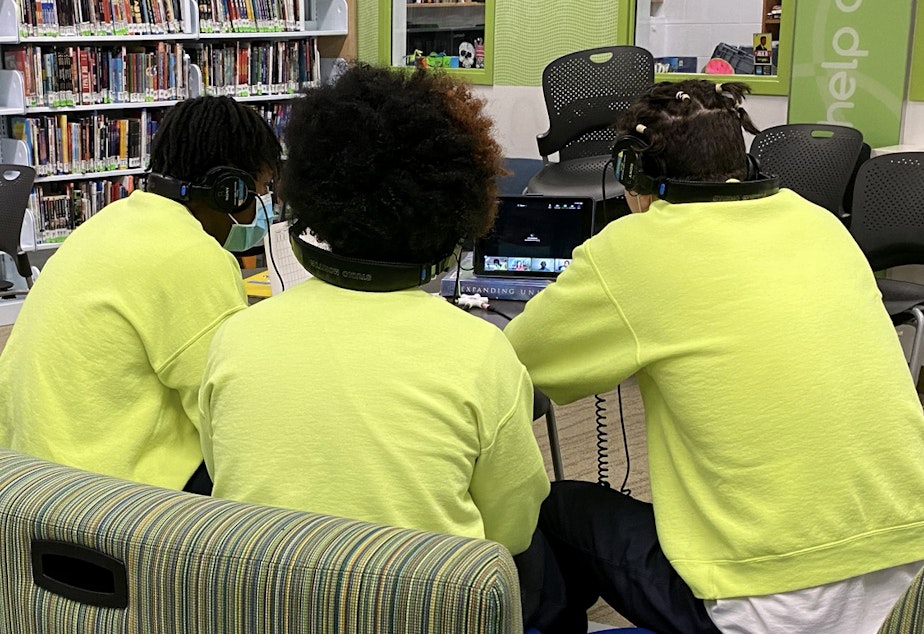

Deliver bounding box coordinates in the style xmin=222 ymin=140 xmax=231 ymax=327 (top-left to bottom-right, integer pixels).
xmin=191 ymin=39 xmax=316 ymax=96
xmin=198 ymin=0 xmax=301 ymax=33
xmin=28 ymin=176 xmax=142 ymax=243
xmin=10 ymin=113 xmax=158 ymax=176
xmin=15 ymin=0 xmax=306 ymax=36
xmin=14 ymin=102 xmax=290 ymax=244
xmin=3 ymin=43 xmax=189 ymax=108
xmin=19 ymin=0 xmax=186 ymax=37
xmin=1 ymin=40 xmax=316 ymax=107
xmin=253 ymin=101 xmax=290 ymax=154
xmin=4 ymin=102 xmax=291 ymax=177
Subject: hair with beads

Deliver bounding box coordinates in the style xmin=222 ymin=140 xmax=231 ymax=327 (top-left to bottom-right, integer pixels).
xmin=281 ymin=63 xmax=503 ymax=263
xmin=149 ymin=95 xmax=282 ymax=184
xmin=615 ymin=80 xmax=760 ymax=182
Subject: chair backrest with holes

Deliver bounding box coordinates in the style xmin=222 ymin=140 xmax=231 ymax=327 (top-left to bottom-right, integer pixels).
xmin=848 ymin=152 xmax=924 ymax=271
xmin=537 ymin=46 xmax=654 ymax=161
xmin=749 ymin=124 xmax=864 ymax=215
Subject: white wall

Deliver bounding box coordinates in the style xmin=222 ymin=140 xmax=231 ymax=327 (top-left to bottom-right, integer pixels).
xmin=901 ymin=101 xmax=924 ymax=148
xmin=645 ymin=0 xmax=765 ymax=71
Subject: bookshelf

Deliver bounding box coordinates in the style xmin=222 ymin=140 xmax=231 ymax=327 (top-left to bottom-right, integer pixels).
xmin=0 ymin=0 xmax=347 ymax=248
xmin=762 ymin=0 xmax=782 ymax=43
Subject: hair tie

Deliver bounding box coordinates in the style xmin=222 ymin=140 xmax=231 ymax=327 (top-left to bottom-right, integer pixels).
xmin=635 ymin=123 xmax=648 ymax=135
xmin=675 ymin=91 xmax=691 ymax=102
xmin=715 ymin=83 xmax=724 ymax=94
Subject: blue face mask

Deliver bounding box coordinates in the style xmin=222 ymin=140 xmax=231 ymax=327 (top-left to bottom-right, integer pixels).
xmin=223 ymin=192 xmax=275 ymax=253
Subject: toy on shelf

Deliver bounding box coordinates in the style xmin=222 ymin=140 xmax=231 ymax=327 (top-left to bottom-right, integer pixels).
xmin=459 ymin=41 xmax=475 ymax=68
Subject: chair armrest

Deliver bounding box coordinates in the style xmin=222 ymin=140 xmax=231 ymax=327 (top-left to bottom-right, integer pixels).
xmin=0 ymin=449 xmax=523 ymax=634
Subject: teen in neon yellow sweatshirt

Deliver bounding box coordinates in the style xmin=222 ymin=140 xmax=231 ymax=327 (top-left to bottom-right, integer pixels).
xmin=0 ymin=96 xmax=282 ymax=490
xmin=200 ymin=279 xmax=549 ymax=555
xmin=0 ymin=191 xmax=248 ymax=488
xmin=506 ymin=187 xmax=924 ymax=600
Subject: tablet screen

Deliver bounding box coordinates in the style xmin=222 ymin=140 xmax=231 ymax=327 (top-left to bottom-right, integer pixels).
xmin=474 ymin=196 xmax=594 ymax=278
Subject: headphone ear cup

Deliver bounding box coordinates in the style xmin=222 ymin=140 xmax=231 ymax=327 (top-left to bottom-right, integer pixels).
xmin=639 ymin=154 xmax=666 ymax=195
xmin=203 ymin=167 xmax=256 ymax=214
xmin=612 ymin=134 xmax=662 ymax=196
xmin=613 ymin=144 xmax=640 ymax=191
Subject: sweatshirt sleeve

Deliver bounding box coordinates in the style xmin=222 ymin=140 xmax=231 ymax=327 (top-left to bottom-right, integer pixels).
xmin=154 ymin=254 xmax=248 ymax=429
xmin=504 ymin=239 xmax=641 ymax=405
xmin=469 ymin=364 xmax=550 ymax=555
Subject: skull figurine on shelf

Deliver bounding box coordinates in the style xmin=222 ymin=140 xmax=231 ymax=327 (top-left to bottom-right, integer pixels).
xmin=459 ymin=41 xmax=475 ymax=69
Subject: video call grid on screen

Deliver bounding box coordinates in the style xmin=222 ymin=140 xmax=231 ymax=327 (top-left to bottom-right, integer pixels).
xmin=474 ymin=196 xmax=595 ymax=279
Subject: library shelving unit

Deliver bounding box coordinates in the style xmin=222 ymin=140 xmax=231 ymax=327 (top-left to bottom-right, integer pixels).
xmin=0 ymin=0 xmax=346 ymax=251
xmin=761 ymin=0 xmax=782 ymax=43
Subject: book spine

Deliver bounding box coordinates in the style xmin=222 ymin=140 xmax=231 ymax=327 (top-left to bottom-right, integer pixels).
xmin=161 ymin=0 xmax=174 ymax=31
xmin=129 ymin=0 xmax=142 ymax=33
xmin=128 ymin=117 xmax=141 ymax=168
xmin=94 ymin=0 xmax=107 ymax=33
xmin=19 ymin=0 xmax=34 ymax=37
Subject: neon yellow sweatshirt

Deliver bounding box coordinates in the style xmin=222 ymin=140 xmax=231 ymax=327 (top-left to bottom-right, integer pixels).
xmin=199 ymin=279 xmax=549 ymax=555
xmin=505 ymin=189 xmax=924 ymax=598
xmin=0 ymin=190 xmax=247 ymax=489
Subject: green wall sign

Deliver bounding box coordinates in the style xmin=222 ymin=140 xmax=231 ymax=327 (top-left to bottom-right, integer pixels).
xmin=909 ymin=2 xmax=924 ymax=101
xmin=788 ymin=0 xmax=914 ymax=147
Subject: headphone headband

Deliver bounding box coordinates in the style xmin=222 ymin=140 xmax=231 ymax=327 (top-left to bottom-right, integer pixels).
xmin=653 ymin=176 xmax=780 ymax=202
xmin=145 ymin=167 xmax=256 ymax=214
xmin=612 ymin=133 xmax=779 ymax=203
xmin=289 ymin=228 xmax=455 ymax=292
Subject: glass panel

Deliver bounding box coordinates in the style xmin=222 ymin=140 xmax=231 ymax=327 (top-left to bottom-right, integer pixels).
xmin=636 ymin=0 xmax=783 ymax=77
xmin=392 ymin=0 xmax=487 ymax=69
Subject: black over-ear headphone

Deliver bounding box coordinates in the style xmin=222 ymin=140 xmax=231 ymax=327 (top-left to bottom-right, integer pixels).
xmin=289 ymin=227 xmax=457 ymax=292
xmin=611 ymin=133 xmax=780 ymax=203
xmin=145 ymin=167 xmax=257 ymax=214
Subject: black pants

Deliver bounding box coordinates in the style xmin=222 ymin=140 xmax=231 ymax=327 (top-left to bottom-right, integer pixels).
xmin=514 ymin=527 xmax=569 ymax=631
xmin=538 ymin=480 xmax=721 ymax=634
xmin=183 ymin=461 xmax=213 ymax=495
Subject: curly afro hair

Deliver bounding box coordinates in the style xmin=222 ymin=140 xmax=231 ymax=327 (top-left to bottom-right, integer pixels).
xmin=281 ymin=63 xmax=503 ymax=263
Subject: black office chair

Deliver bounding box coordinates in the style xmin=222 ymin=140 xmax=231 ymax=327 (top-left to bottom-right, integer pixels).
xmin=0 ymin=164 xmax=37 ymax=296
xmin=841 ymin=142 xmax=872 ymax=223
xmin=749 ymin=123 xmax=864 ymax=221
xmin=848 ymin=152 xmax=924 ymax=384
xmin=526 ymin=46 xmax=654 ymax=228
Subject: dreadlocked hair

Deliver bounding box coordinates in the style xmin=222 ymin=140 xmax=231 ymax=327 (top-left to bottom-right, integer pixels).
xmin=281 ymin=62 xmax=503 ymax=263
xmin=149 ymin=95 xmax=282 ymax=184
xmin=615 ymin=80 xmax=760 ymax=183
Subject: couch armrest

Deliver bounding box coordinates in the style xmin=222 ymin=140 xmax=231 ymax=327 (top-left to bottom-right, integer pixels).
xmin=0 ymin=449 xmax=522 ymax=633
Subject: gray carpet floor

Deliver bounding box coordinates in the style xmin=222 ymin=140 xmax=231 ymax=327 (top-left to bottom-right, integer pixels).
xmin=0 ymin=325 xmax=10 ymax=353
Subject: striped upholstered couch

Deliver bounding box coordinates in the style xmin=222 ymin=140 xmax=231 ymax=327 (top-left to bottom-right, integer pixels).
xmin=0 ymin=449 xmax=522 ymax=633
xmin=879 ymin=565 xmax=924 ymax=633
